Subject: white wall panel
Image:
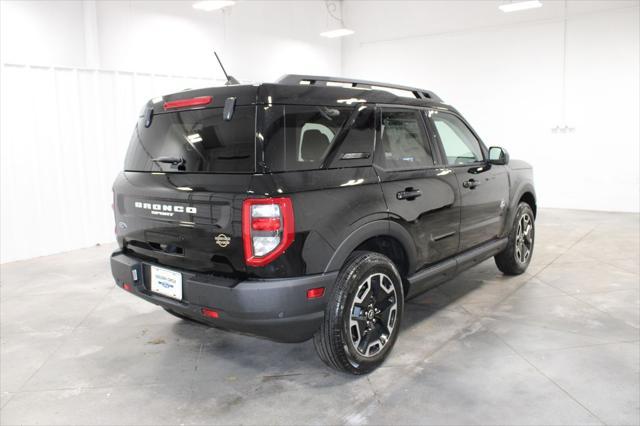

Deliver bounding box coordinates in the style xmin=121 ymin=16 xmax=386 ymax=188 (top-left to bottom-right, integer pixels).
xmin=1 ymin=0 xmax=342 ymax=83
xmin=0 ymin=0 xmax=342 ymax=263
xmin=343 ymin=1 xmax=640 ymax=213
xmin=0 ymin=1 xmax=87 ymax=66
xmin=0 ymin=64 xmax=219 ymax=263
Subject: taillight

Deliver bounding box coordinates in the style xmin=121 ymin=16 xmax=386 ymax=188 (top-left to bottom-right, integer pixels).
xmin=242 ymin=197 xmax=294 ymax=267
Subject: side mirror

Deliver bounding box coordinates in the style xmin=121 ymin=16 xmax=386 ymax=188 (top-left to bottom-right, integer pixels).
xmin=488 ymin=146 xmax=509 ymax=165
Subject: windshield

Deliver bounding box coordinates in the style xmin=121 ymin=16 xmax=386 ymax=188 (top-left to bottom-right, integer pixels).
xmin=124 ymin=106 xmax=256 ymax=173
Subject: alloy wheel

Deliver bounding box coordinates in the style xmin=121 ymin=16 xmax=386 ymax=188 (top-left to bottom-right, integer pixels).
xmin=515 ymin=212 xmax=533 ymax=264
xmin=348 ymin=273 xmax=398 ymax=357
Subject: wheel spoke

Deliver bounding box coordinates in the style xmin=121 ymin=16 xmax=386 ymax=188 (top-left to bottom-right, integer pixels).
xmin=368 ymin=274 xmax=385 ymax=304
xmin=357 ymin=328 xmax=374 ymax=354
xmin=376 ymin=296 xmax=394 ymax=314
xmin=354 ymin=277 xmax=371 ymax=305
xmin=362 ymin=326 xmax=384 ymax=356
xmin=377 ymin=304 xmax=397 ymax=331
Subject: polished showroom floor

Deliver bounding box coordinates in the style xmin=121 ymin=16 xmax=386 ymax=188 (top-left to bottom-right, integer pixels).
xmin=1 ymin=209 xmax=638 ymax=425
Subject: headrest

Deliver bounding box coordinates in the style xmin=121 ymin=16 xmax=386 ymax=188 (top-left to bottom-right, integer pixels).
xmin=301 ymin=129 xmax=330 ymax=161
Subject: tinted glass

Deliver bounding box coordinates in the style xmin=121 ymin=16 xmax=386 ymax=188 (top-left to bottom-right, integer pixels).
xmin=262 ymin=105 xmax=352 ymax=172
xmin=431 ymin=111 xmax=483 ymax=165
xmin=329 ymin=106 xmax=375 ymax=168
xmin=124 ymin=106 xmax=255 ymax=173
xmin=379 ymin=109 xmax=434 ymax=170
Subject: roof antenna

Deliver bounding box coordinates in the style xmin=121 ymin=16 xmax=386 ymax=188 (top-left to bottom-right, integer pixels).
xmin=214 ymin=51 xmax=240 ymax=86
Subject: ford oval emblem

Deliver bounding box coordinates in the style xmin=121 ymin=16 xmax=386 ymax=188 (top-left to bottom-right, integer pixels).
xmin=215 ymin=234 xmax=231 ymax=248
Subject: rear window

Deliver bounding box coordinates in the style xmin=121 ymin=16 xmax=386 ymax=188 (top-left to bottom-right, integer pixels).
xmin=261 ymin=105 xmax=374 ymax=172
xmin=124 ymin=106 xmax=255 ymax=173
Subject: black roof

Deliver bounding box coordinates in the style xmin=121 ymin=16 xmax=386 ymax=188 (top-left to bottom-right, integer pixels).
xmin=150 ymin=75 xmax=449 ymax=114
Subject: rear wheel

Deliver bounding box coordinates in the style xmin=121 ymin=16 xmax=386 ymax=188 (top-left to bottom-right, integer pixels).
xmin=314 ymin=251 xmax=404 ymax=374
xmin=495 ymin=202 xmax=535 ymax=275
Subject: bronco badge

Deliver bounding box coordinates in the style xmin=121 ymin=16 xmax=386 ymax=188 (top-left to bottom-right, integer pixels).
xmin=215 ymin=234 xmax=231 ymax=248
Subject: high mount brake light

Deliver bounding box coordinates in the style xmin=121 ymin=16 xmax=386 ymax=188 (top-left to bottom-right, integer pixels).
xmin=163 ymin=96 xmax=212 ymax=110
xmin=242 ymin=198 xmax=294 ymax=267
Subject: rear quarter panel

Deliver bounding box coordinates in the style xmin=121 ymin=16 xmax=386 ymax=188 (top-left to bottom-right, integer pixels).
xmin=248 ymin=166 xmax=387 ymax=277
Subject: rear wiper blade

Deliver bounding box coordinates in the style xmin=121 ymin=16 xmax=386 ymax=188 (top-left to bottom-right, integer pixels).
xmin=151 ymin=156 xmax=186 ymax=171
xmin=152 ymin=156 xmax=185 ymax=166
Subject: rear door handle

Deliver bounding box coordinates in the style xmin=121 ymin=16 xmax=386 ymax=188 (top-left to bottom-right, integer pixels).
xmin=397 ymin=188 xmax=422 ymax=200
xmin=463 ymin=179 xmax=480 ymax=189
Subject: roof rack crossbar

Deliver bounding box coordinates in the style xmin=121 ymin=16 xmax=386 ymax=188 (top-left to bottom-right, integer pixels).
xmin=276 ymin=74 xmax=442 ymax=102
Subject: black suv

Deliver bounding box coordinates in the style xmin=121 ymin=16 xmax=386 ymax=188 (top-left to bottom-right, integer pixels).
xmin=111 ymin=75 xmax=536 ymax=374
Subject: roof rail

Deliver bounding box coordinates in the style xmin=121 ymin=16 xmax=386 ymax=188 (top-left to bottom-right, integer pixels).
xmin=276 ymin=74 xmax=442 ymax=102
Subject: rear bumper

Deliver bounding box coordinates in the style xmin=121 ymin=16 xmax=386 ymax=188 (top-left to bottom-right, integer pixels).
xmin=110 ymin=251 xmax=337 ymax=342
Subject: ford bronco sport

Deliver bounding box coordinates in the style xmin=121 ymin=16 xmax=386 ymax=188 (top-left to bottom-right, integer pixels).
xmin=111 ymin=75 xmax=536 ymax=374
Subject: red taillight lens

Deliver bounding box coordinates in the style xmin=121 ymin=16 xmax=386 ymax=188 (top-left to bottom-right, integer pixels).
xmin=242 ymin=197 xmax=294 ymax=267
xmin=306 ymin=287 xmax=325 ymax=299
xmin=251 ymin=217 xmax=281 ymax=231
xmin=201 ymin=307 xmax=219 ymax=319
xmin=123 ymin=283 xmax=132 ymax=292
xmin=163 ymin=96 xmax=212 ymax=110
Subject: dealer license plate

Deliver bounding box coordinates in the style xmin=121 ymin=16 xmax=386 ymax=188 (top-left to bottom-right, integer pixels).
xmin=150 ymin=266 xmax=182 ymax=300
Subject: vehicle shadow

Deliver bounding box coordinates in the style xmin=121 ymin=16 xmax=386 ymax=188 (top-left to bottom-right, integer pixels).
xmin=168 ymin=259 xmax=506 ymax=379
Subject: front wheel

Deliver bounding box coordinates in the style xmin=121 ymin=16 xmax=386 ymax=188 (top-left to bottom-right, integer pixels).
xmin=495 ymin=202 xmax=535 ymax=275
xmin=314 ymin=251 xmax=404 ymax=374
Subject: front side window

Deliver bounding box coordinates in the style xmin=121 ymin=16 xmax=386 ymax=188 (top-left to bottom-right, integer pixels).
xmin=379 ymin=109 xmax=434 ymax=170
xmin=431 ymin=111 xmax=483 ymax=165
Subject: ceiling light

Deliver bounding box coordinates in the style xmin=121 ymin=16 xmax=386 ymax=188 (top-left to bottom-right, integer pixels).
xmin=320 ymin=28 xmax=355 ymax=38
xmin=498 ymin=0 xmax=542 ymax=13
xmin=193 ymin=1 xmax=235 ymax=12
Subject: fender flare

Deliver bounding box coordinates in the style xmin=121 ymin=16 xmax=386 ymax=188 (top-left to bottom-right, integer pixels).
xmin=507 ymin=182 xmax=537 ymax=228
xmin=323 ymin=220 xmax=418 ymax=274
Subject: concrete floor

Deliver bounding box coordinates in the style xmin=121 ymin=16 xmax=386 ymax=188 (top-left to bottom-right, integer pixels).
xmin=1 ymin=208 xmax=638 ymax=425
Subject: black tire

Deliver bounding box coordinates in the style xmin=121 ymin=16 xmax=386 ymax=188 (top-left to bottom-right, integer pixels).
xmin=495 ymin=202 xmax=535 ymax=275
xmin=314 ymin=251 xmax=404 ymax=374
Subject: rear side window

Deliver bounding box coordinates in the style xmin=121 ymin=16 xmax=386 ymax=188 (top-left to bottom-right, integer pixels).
xmin=262 ymin=105 xmax=366 ymax=172
xmin=378 ymin=109 xmax=434 ymax=170
xmin=328 ymin=106 xmax=375 ymax=168
xmin=124 ymin=106 xmax=255 ymax=173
